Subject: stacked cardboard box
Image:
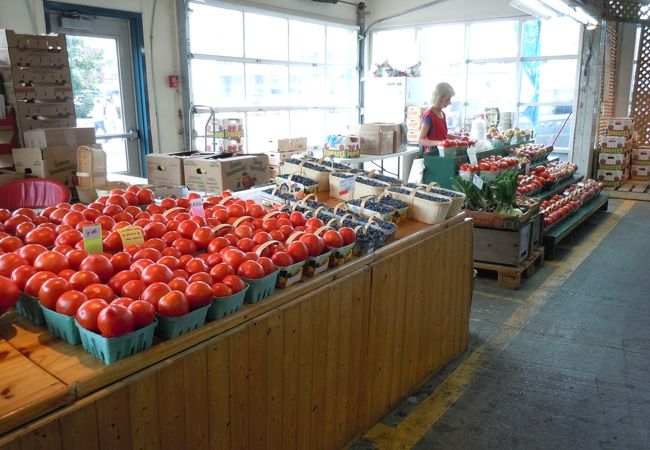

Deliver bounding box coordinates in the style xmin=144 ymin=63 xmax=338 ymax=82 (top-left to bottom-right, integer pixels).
xmin=265 ymin=137 xmax=307 ymax=177
xmin=596 ymin=118 xmax=633 ymax=187
xmin=405 ymin=105 xmax=424 ymax=143
xmin=348 ymin=123 xmax=402 ymax=155
xmin=631 ymin=147 xmax=650 ymax=181
xmin=182 ymin=153 xmax=269 ymax=193
xmin=0 ymin=30 xmax=75 ymax=145
xmin=146 ymin=151 xmax=213 ymax=187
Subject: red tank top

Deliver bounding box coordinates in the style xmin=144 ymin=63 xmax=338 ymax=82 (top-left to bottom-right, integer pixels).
xmin=422 ymin=109 xmax=448 ymax=140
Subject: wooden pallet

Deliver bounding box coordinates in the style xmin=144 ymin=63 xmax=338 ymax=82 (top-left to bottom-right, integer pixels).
xmin=474 ymin=248 xmax=545 ymax=289
xmin=606 ymin=181 xmax=650 ymax=201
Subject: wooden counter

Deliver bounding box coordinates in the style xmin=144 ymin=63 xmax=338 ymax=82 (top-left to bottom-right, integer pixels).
xmin=0 ymin=214 xmax=473 ymax=450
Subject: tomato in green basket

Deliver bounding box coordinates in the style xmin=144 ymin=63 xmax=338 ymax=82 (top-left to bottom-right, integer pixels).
xmin=157 ymin=291 xmax=189 ymax=317
xmin=185 ymin=281 xmax=214 ymax=310
xmin=98 ymin=304 xmax=135 ymax=338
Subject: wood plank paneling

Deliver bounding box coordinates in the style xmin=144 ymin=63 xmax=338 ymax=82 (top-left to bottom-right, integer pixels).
xmin=322 ymin=283 xmax=341 ymax=449
xmin=206 ymin=334 xmax=231 ymax=450
xmin=95 ymin=388 xmax=132 ymax=450
xmin=309 ymin=289 xmax=329 ymax=449
xmin=281 ymin=303 xmax=300 ymax=450
xmin=183 ymin=350 xmax=209 ymax=450
xmin=248 ymin=318 xmax=268 ymax=449
xmin=296 ymin=299 xmax=315 ymax=449
xmin=228 ymin=326 xmax=249 ymax=450
xmin=19 ymin=420 xmax=62 ymax=450
xmin=266 ymin=311 xmax=284 ymax=450
xmin=58 ymin=403 xmax=99 ymax=450
xmin=157 ymin=360 xmax=186 ymax=450
xmin=127 ymin=373 xmax=160 ymax=450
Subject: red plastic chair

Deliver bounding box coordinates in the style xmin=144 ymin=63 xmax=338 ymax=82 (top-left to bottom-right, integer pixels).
xmin=0 ymin=178 xmax=71 ymax=210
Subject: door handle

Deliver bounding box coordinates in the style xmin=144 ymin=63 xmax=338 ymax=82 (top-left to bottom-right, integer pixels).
xmin=97 ymin=129 xmax=139 ymax=141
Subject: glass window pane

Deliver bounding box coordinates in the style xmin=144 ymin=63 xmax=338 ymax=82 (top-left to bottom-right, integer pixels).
xmin=419 ymin=24 xmax=465 ymax=63
xmin=371 ymin=29 xmax=417 ymax=70
xmin=522 ymin=17 xmax=580 ymax=57
xmin=97 ymin=137 xmax=128 ymax=173
xmin=419 ymin=63 xmax=466 ymax=104
xmin=290 ymin=109 xmax=326 ymax=145
xmin=246 ymin=111 xmax=290 ymax=152
xmin=245 ymin=13 xmax=288 ymax=60
xmin=191 ymin=60 xmax=245 ymax=107
xmin=468 ymin=21 xmax=519 ymax=59
xmin=466 ymin=62 xmax=517 ymax=111
xmin=326 ymin=108 xmax=357 ymax=135
xmin=327 ymin=26 xmax=357 ymax=65
xmin=520 ymin=59 xmax=577 ymax=104
xmin=289 ymin=20 xmax=324 ymax=63
xmin=517 ymin=105 xmax=573 ymax=149
xmin=290 ymin=66 xmax=325 ymax=106
xmin=326 ymin=67 xmax=357 ymax=106
xmin=245 ymin=63 xmax=288 ymax=106
xmin=189 ymin=3 xmax=243 ymax=57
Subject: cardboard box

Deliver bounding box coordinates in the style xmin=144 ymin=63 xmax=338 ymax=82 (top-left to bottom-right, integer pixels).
xmin=349 ymin=123 xmax=402 ymax=155
xmin=15 ymin=100 xmax=75 ymax=118
xmin=597 ymin=168 xmax=628 ymax=183
xmin=630 ymin=165 xmax=650 ymax=179
xmin=0 ymin=47 xmax=68 ymax=67
xmin=597 ymin=152 xmax=630 ymax=170
xmin=183 ymin=153 xmax=269 ymax=193
xmin=0 ymin=169 xmax=23 ymax=184
xmin=598 ymin=135 xmax=628 ymax=150
xmin=632 ymin=147 xmax=650 ymax=161
xmin=12 ymin=146 xmax=77 ymax=185
xmin=0 ymin=30 xmax=66 ymax=50
xmin=406 ymin=105 xmax=424 ymax=119
xmin=407 ymin=129 xmax=420 ymax=142
xmin=606 ymin=117 xmax=633 ymax=137
xmin=146 ymin=151 xmax=211 ymax=186
xmin=277 ymin=137 xmax=308 ymax=152
xmin=23 ymin=127 xmax=95 ymax=148
xmin=18 ymin=117 xmax=77 ymax=132
xmin=0 ymin=66 xmax=71 ymax=84
xmin=269 ymin=164 xmax=280 ymax=178
xmin=266 ymin=151 xmax=302 ymax=166
xmin=77 ymin=145 xmax=106 ymax=189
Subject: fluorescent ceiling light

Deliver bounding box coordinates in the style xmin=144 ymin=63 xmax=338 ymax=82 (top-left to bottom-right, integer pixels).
xmin=509 ymin=0 xmax=558 ymax=19
xmin=541 ymin=0 xmax=576 ymax=16
xmin=536 ymin=0 xmax=600 ymax=29
xmin=573 ymin=6 xmax=599 ymax=26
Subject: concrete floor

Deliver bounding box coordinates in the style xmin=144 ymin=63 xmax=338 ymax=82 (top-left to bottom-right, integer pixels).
xmin=352 ymin=198 xmax=650 ymax=449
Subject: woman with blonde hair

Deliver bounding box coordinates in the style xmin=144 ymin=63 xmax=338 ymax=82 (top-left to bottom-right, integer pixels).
xmin=418 ymin=82 xmax=460 ymax=153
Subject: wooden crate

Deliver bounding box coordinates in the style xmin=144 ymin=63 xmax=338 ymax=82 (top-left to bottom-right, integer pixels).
xmin=529 ymin=212 xmax=544 ymax=254
xmin=474 ymin=221 xmax=531 ymax=266
xmin=474 ymin=248 xmax=545 ymax=289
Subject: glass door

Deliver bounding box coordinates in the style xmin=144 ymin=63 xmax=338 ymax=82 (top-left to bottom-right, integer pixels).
xmin=48 ymin=12 xmax=142 ymax=176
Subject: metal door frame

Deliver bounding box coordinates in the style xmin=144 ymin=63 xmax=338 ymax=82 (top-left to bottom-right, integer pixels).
xmin=44 ymin=1 xmax=152 ymax=177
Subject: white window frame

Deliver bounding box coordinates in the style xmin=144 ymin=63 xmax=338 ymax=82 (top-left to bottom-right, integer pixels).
xmin=186 ymin=0 xmax=359 ymax=150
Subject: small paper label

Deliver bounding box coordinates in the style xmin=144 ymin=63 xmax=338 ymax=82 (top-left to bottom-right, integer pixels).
xmin=82 ymin=224 xmax=103 ymax=255
xmin=472 ymin=174 xmax=484 ymax=189
xmin=339 ymin=177 xmax=355 ymax=196
xmin=190 ymin=198 xmax=205 ymax=217
xmin=117 ymin=225 xmax=145 ymax=247
xmin=524 ymin=163 xmax=530 ymax=175
xmin=467 ymin=148 xmax=478 ymax=166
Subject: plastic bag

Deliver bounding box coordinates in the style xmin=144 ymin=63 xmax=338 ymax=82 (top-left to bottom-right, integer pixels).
xmin=408 ymin=158 xmax=425 ymax=184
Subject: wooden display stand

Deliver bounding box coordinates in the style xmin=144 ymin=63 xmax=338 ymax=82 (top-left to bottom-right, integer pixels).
xmin=0 ymin=214 xmax=473 ymax=449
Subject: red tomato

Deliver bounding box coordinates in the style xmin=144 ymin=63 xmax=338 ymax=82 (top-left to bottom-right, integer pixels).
xmin=4 ymin=214 xmax=31 ymax=233
xmin=185 ymin=281 xmax=214 ymax=310
xmin=150 ymin=214 xmax=168 ymax=224
xmin=0 ymin=236 xmax=24 ymax=253
xmin=108 ymin=270 xmax=139 ymax=295
xmin=158 ymin=255 xmax=181 ymax=271
xmin=98 ymin=304 xmax=135 ymax=338
xmin=14 ymin=221 xmax=35 ymax=240
xmin=306 ymin=218 xmax=324 ymax=229
xmin=0 ymin=275 xmax=20 ymax=310
xmin=128 ymin=300 xmax=156 ymax=329
xmin=75 ymin=298 xmax=109 ymax=332
xmin=16 ymin=244 xmax=47 ymax=265
xmin=0 ymin=209 xmax=11 ymax=222
xmin=188 ymin=272 xmax=214 ymax=285
xmin=57 ymin=269 xmax=76 ymax=280
xmin=133 ymin=248 xmax=162 ymax=262
xmin=262 ymin=219 xmax=279 ymax=233
xmin=55 ymin=290 xmax=88 ymax=316
xmin=24 ymin=227 xmax=57 ymax=247
xmin=35 ymin=250 xmax=71 ymax=274
xmin=222 ymin=249 xmax=246 ymax=270
xmin=177 ymin=220 xmax=199 ymax=239
xmin=141 ymin=263 xmax=174 ymax=285
xmin=168 ymin=277 xmax=189 ymax=292
xmin=222 ymin=275 xmax=246 ymax=294
xmin=192 ymin=227 xmax=215 ymax=249
xmin=207 ymin=237 xmax=229 ymax=254
xmin=143 ymin=222 xmax=167 ymax=240
xmin=37 ymin=277 xmax=70 ymax=310
xmin=247 ymin=204 xmax=265 ymax=218
xmin=121 ymin=279 xmax=147 ymax=299
xmin=95 ymin=215 xmax=116 ymax=231
xmin=299 ymin=234 xmax=324 ymax=257
xmin=157 ymin=291 xmax=189 ymax=317
xmin=143 ymin=238 xmax=166 ymax=253
xmin=237 ymin=260 xmax=265 ymax=279
xmin=83 ymin=283 xmax=115 ymax=303
xmin=210 ymin=263 xmax=235 ymax=282
xmin=211 ymin=282 xmax=233 ymax=298
xmin=102 ymin=231 xmax=123 ymax=252
xmin=179 ymin=254 xmax=193 ymax=266
xmin=136 ymin=189 xmax=155 ymax=205
xmin=130 ymin=258 xmax=154 ymax=276
xmin=237 ymin=238 xmax=254 ymax=252
xmin=185 ymin=257 xmax=209 ymax=275
xmin=339 ymin=227 xmax=356 ymax=245
xmin=162 ymin=231 xmax=181 ymax=247
xmin=323 ymin=230 xmax=344 ymax=248
xmin=161 ymin=246 xmax=182 ymax=258
xmin=53 ymin=229 xmax=83 ymax=247
xmin=141 ymin=282 xmax=171 ymax=308
xmin=65 ymin=250 xmax=90 ymax=271
xmin=112 ymin=297 xmax=135 ymax=308
xmin=124 ymin=244 xmax=142 ymax=256
xmin=205 ymin=253 xmax=222 ymax=267
xmin=226 ymin=204 xmax=245 ymax=218
xmin=271 ymin=251 xmax=294 ymax=267
xmin=287 ymin=241 xmax=309 ymax=263
xmin=123 ymin=192 xmax=139 ymax=206
xmin=110 ymin=251 xmax=133 ymax=272
xmin=11 ymin=265 xmax=37 ymax=291
xmin=173 ymin=237 xmax=198 ymax=255
xmin=62 ymin=210 xmax=85 ymax=228
xmin=106 ymin=195 xmax=129 ymax=210
xmin=257 ymin=257 xmax=277 ymax=275
xmin=79 ymin=254 xmax=114 ymax=283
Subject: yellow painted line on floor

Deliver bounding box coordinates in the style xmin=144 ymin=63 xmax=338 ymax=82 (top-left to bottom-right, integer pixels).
xmin=363 ymin=200 xmax=635 ymax=449
xmin=472 ymin=290 xmax=524 ymax=304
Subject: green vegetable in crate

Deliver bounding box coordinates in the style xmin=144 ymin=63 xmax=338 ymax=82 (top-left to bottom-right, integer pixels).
xmin=452 ymin=177 xmax=490 ymax=211
xmin=491 ymin=170 xmax=519 ymax=214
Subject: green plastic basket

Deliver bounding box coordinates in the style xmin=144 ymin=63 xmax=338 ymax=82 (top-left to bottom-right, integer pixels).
xmin=206 ymin=285 xmax=248 ymax=321
xmin=40 ymin=305 xmax=81 ymax=345
xmin=155 ymin=303 xmax=210 ymax=340
xmin=16 ymin=293 xmax=46 ymax=325
xmin=75 ymin=320 xmax=157 ymax=365
xmin=276 ymin=260 xmax=306 ymax=289
xmin=242 ymin=270 xmax=279 ymax=304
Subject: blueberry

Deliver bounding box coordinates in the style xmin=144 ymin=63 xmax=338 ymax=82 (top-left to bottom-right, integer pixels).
xmin=415 ymin=192 xmax=451 ymax=203
xmin=389 ymin=187 xmax=411 ymax=195
xmin=429 ymin=187 xmax=463 ymax=198
xmin=332 ymin=173 xmax=355 ymax=179
xmin=277 ymin=174 xmax=318 ymax=186
xmin=371 ymin=174 xmax=401 ymax=185
xmin=356 ymin=177 xmax=388 ymax=187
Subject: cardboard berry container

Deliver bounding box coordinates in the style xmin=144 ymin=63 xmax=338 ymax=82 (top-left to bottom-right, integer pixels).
xmin=40 ymin=305 xmax=81 ymax=345
xmin=276 ymin=260 xmax=306 ymax=289
xmin=328 ymin=242 xmax=355 ymax=268
xmin=75 ymin=320 xmax=157 ymax=365
xmin=303 ymin=250 xmax=333 ymax=277
xmin=206 ymin=285 xmax=249 ymax=321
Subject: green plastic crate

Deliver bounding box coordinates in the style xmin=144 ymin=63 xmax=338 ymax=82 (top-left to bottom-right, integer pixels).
xmin=155 ymin=303 xmax=210 ymax=340
xmin=241 ymin=270 xmax=279 ymax=304
xmin=206 ymin=285 xmax=248 ymax=321
xmin=40 ymin=305 xmax=81 ymax=345
xmin=75 ymin=320 xmax=157 ymax=364
xmin=16 ymin=293 xmax=46 ymax=325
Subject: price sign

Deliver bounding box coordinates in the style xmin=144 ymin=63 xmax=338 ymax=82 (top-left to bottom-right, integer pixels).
xmin=339 ymin=177 xmax=356 ymax=196
xmin=472 ymin=174 xmax=484 ymax=190
xmin=117 ymin=225 xmax=145 ymax=247
xmin=82 ymin=224 xmax=103 ymax=255
xmin=190 ymin=198 xmax=205 ymax=217
xmin=467 ymin=147 xmax=478 ymax=166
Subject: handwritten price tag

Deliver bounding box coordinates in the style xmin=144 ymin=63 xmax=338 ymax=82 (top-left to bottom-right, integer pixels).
xmin=338 ymin=177 xmax=356 ymax=196
xmin=82 ymin=224 xmax=103 ymax=255
xmin=472 ymin=174 xmax=484 ymax=190
xmin=467 ymin=147 xmax=478 ymax=166
xmin=190 ymin=198 xmax=205 ymax=217
xmin=117 ymin=225 xmax=145 ymax=247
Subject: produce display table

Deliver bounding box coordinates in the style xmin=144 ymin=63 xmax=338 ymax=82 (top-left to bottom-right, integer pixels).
xmin=0 ymin=208 xmax=473 ymax=449
xmin=543 ymin=192 xmax=609 ymax=259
